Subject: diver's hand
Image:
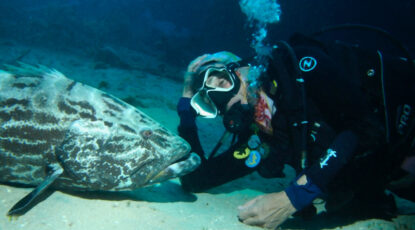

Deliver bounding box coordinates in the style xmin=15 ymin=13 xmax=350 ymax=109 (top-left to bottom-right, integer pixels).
xmin=237 ymin=191 xmax=296 ymax=229
xmin=182 ymin=54 xmax=209 ymax=98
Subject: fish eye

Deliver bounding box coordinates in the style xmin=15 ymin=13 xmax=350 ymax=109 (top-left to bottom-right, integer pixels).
xmin=141 ymin=129 xmax=153 ymax=138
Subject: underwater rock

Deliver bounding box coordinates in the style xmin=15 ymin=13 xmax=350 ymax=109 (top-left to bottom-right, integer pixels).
xmin=92 ymin=46 xmax=132 ymax=69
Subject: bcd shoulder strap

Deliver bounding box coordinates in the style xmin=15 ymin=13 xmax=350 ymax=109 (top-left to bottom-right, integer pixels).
xmin=267 ymin=41 xmax=309 ymax=169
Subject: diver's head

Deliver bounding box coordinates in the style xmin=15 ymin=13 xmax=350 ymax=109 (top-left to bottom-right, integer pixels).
xmin=190 ymin=62 xmax=255 ymax=134
xmin=190 ymin=61 xmax=248 ymax=118
xmin=186 ymin=51 xmax=241 ymax=95
xmin=188 ymin=51 xmax=256 ymax=133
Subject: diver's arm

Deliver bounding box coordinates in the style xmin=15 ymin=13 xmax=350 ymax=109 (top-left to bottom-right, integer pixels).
xmin=180 ymin=146 xmax=255 ymax=192
xmin=305 ymin=130 xmax=358 ymax=190
xmin=284 ymin=130 xmax=358 ymax=211
xmin=177 ymin=97 xmax=206 ymax=161
xmin=177 ymin=97 xmax=254 ymax=192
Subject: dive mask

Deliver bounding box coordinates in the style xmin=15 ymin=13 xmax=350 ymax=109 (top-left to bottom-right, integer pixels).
xmin=191 ymin=63 xmax=241 ymax=118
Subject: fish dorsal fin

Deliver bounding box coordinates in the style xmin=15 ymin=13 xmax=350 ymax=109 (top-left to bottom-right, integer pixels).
xmin=7 ymin=165 xmax=63 ymax=216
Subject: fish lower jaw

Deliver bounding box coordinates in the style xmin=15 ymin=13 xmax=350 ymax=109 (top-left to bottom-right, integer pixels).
xmin=147 ymin=153 xmax=201 ymax=185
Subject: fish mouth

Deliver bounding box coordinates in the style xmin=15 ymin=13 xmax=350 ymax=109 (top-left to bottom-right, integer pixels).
xmin=148 ymin=152 xmax=201 ymax=184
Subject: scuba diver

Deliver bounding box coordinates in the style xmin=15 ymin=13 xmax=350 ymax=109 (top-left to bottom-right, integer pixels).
xmin=176 ymin=27 xmax=415 ymax=229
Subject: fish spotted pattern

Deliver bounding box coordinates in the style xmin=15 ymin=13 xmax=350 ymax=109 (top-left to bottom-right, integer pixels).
xmin=0 ymin=64 xmax=200 ymax=193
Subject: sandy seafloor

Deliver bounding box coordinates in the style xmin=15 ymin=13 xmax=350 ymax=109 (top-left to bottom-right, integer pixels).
xmin=1 ymin=42 xmax=415 ymax=230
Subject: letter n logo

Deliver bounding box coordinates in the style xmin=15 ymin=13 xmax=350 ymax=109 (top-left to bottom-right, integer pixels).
xmin=299 ymin=56 xmax=317 ymax=72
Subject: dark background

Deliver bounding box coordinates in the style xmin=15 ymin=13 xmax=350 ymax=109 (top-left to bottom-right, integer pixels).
xmin=1 ymin=0 xmax=414 ymax=67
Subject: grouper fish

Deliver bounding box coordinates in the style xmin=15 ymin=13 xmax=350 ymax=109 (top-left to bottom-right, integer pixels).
xmin=0 ymin=63 xmax=201 ymax=216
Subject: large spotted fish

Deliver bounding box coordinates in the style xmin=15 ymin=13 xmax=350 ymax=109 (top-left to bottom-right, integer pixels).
xmin=0 ymin=63 xmax=200 ymax=216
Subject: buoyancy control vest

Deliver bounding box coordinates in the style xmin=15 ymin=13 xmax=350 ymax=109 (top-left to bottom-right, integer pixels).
xmin=266 ymin=31 xmax=415 ymax=172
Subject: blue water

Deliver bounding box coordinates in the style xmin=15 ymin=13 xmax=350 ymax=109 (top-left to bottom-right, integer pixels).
xmin=1 ymin=0 xmax=413 ymax=66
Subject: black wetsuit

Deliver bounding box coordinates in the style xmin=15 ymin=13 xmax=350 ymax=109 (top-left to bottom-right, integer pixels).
xmin=177 ymin=34 xmax=415 ymax=212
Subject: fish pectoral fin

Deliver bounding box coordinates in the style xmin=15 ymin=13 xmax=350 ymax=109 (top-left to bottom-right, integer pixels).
xmin=7 ymin=165 xmax=63 ymax=216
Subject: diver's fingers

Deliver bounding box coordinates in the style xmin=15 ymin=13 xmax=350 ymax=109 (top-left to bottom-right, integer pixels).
xmin=237 ymin=196 xmax=262 ymax=220
xmin=238 ymin=197 xmax=257 ymax=210
xmin=241 ymin=216 xmax=264 ymax=227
